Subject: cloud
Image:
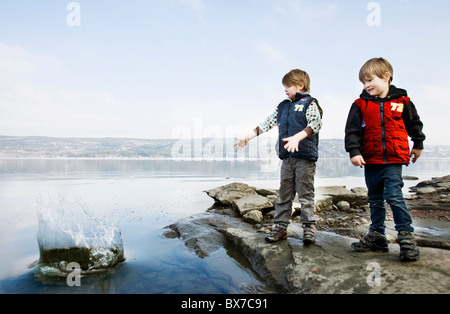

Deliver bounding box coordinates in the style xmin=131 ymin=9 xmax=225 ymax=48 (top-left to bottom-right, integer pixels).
xmin=256 ymin=41 xmax=284 ymax=62
xmin=67 ymin=44 xmax=96 ymax=58
xmin=180 ymin=0 xmax=205 ymax=12
xmin=274 ymin=0 xmax=338 ymax=20
xmin=0 ymin=42 xmax=62 ymax=79
xmin=0 ymin=42 xmax=124 ymax=137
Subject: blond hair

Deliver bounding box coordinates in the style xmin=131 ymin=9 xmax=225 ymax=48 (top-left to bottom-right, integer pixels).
xmin=359 ymin=57 xmax=394 ymax=83
xmin=282 ymin=69 xmax=311 ymax=93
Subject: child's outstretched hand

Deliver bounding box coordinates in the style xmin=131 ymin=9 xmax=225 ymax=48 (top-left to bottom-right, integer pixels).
xmin=234 ymin=138 xmax=248 ymax=153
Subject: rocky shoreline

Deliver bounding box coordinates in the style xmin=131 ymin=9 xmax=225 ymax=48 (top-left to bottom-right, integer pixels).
xmin=164 ymin=175 xmax=450 ymax=294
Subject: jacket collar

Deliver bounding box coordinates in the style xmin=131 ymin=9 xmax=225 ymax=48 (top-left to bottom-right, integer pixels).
xmin=292 ymin=92 xmax=311 ymax=102
xmin=360 ymin=85 xmax=408 ymax=101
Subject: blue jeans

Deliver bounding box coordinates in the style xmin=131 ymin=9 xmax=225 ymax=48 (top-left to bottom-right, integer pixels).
xmin=364 ymin=164 xmax=414 ymax=234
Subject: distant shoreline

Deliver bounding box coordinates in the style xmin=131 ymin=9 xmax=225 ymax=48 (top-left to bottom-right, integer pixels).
xmin=1 ymin=135 xmax=449 ymax=160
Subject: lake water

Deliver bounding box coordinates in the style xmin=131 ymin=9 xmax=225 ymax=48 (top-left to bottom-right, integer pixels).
xmin=0 ymin=158 xmax=448 ymax=294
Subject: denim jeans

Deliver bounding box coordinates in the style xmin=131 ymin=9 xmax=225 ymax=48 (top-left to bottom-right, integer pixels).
xmin=364 ymin=164 xmax=414 ymax=234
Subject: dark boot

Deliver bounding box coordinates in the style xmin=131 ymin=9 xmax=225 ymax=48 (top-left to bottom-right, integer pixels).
xmin=351 ymin=229 xmax=389 ymax=252
xmin=265 ymin=224 xmax=287 ymax=243
xmin=398 ymin=231 xmax=420 ymax=262
xmin=302 ymin=224 xmax=316 ymax=245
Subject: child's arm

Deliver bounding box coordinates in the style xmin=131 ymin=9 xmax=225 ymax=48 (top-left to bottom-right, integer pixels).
xmin=234 ymin=129 xmax=258 ymax=153
xmin=345 ymin=102 xmax=364 ymax=163
xmin=403 ymin=100 xmax=426 ymax=163
xmin=234 ymin=109 xmax=278 ymax=152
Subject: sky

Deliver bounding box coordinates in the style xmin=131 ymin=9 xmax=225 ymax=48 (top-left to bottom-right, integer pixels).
xmin=0 ymin=0 xmax=449 ymax=145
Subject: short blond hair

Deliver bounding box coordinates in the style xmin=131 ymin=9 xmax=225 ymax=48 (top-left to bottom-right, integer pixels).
xmin=359 ymin=57 xmax=394 ymax=83
xmin=282 ymin=69 xmax=310 ymax=93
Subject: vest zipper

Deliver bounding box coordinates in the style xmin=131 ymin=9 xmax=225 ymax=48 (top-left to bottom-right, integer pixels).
xmin=379 ymin=100 xmax=387 ymax=164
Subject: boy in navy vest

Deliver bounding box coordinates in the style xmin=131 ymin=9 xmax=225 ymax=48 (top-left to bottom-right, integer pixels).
xmin=345 ymin=57 xmax=425 ymax=262
xmin=235 ymin=69 xmax=323 ymax=244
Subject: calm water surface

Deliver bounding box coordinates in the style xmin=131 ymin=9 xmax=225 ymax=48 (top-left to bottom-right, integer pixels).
xmin=0 ymin=158 xmax=448 ymax=294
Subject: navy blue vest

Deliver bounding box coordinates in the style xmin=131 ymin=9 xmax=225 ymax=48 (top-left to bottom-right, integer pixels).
xmin=277 ymin=93 xmax=320 ymax=161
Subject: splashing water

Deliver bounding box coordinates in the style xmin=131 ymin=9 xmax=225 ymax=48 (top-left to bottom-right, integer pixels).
xmin=36 ymin=194 xmax=125 ymax=275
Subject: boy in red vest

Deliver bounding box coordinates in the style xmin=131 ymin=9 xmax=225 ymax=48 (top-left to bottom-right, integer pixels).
xmin=345 ymin=57 xmax=425 ymax=262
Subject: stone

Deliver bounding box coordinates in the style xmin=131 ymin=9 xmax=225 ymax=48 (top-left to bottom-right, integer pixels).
xmin=254 ymin=188 xmax=278 ymax=196
xmin=403 ymin=175 xmax=419 ymax=181
xmin=316 ymin=186 xmax=368 ymax=208
xmin=204 ymin=182 xmax=257 ymax=205
xmin=243 ymin=210 xmax=263 ymax=225
xmin=336 ymin=200 xmax=351 ymax=212
xmin=416 ymin=187 xmax=438 ymax=195
xmin=266 ymin=194 xmax=278 ymax=206
xmin=233 ymin=194 xmax=274 ymax=216
xmin=407 ymin=174 xmax=450 ymax=211
xmin=315 ymin=195 xmax=333 ymax=212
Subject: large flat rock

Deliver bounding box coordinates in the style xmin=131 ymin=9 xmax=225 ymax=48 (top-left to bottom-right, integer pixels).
xmin=167 ymin=211 xmax=450 ymax=294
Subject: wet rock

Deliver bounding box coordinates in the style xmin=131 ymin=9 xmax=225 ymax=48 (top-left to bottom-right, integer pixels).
xmin=231 ymin=225 xmax=450 ymax=294
xmin=412 ymin=219 xmax=450 ymax=250
xmin=168 ymin=214 xmax=241 ymax=258
xmin=38 ymin=246 xmax=125 ymax=272
xmin=403 ymin=175 xmax=419 ymax=181
xmin=178 ymin=177 xmax=450 ymax=293
xmin=167 ymin=210 xmax=450 ymax=293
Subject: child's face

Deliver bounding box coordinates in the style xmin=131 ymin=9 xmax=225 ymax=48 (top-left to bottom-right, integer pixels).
xmin=284 ymin=84 xmax=304 ymax=100
xmin=363 ymin=73 xmax=391 ymax=98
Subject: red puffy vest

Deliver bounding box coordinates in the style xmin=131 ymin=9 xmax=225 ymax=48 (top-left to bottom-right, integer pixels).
xmin=355 ymin=96 xmax=411 ymax=164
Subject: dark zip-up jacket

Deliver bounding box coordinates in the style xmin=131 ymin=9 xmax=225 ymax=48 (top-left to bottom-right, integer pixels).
xmin=345 ymin=85 xmax=425 ymax=164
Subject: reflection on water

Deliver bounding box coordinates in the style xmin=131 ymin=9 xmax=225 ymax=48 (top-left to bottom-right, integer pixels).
xmin=0 ymin=158 xmax=448 ymax=294
xmin=1 ymin=158 xmax=448 ymax=179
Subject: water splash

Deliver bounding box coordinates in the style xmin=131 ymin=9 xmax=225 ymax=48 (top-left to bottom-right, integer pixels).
xmin=36 ymin=194 xmax=125 ymax=275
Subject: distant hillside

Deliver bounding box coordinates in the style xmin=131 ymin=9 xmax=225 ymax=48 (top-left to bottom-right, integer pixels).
xmin=0 ymin=135 xmax=448 ymax=159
